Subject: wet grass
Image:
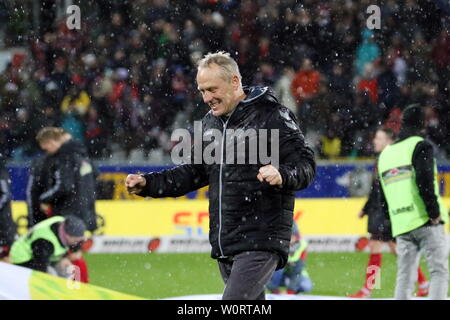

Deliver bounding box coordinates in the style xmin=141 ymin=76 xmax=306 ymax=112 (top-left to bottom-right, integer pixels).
xmin=84 ymin=252 xmax=442 ymax=300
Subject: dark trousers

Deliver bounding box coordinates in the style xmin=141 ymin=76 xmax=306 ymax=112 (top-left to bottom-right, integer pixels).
xmin=218 ymin=251 xmax=279 ymax=300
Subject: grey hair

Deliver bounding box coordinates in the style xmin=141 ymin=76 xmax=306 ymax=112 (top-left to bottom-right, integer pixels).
xmin=197 ymin=51 xmax=242 ymax=82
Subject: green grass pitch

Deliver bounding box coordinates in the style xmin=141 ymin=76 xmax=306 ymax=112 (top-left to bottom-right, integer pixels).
xmin=84 ymin=252 xmax=443 ymax=300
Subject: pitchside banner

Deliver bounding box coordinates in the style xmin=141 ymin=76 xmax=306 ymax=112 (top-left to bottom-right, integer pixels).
xmin=0 ymin=262 xmax=143 ymax=300
xmin=8 ymin=164 xmax=450 ymax=200
xmin=11 ymin=199 xmax=450 ymax=253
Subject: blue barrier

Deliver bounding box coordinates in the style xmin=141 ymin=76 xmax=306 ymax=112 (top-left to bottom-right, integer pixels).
xmin=7 ymin=164 xmax=450 ymax=200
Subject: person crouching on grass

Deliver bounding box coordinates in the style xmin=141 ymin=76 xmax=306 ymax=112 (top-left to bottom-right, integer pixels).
xmin=9 ymin=215 xmax=86 ymax=280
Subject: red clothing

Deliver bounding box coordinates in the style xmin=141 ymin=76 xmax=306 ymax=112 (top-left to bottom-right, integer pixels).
xmin=431 ymin=32 xmax=450 ymax=68
xmin=384 ymin=108 xmax=402 ymax=133
xmin=364 ymin=253 xmax=381 ymax=290
xmin=357 ymin=78 xmax=378 ymax=103
xmin=291 ymin=70 xmax=320 ymax=104
xmin=72 ymin=257 xmax=89 ymax=283
xmin=109 ymin=82 xmax=126 ymax=104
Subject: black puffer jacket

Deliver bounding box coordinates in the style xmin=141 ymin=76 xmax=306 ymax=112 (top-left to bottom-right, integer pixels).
xmin=0 ymin=161 xmax=16 ymax=246
xmin=27 ymin=155 xmax=51 ymax=226
xmin=39 ymin=140 xmax=98 ymax=231
xmin=139 ymin=86 xmax=316 ymax=269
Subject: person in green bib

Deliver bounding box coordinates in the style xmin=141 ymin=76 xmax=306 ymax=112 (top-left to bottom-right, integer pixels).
xmin=266 ymin=222 xmax=313 ymax=295
xmin=9 ymin=215 xmax=86 ymax=275
xmin=378 ymin=103 xmax=449 ymax=300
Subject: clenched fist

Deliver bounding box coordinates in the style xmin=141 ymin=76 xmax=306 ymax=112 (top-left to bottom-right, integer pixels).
xmin=257 ymin=165 xmax=283 ymax=186
xmin=125 ymin=174 xmax=147 ymax=194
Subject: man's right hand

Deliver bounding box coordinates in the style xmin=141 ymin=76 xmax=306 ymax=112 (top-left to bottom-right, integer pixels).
xmin=40 ymin=203 xmax=53 ymax=216
xmin=430 ymin=216 xmax=442 ymax=225
xmin=125 ymin=174 xmax=147 ymax=194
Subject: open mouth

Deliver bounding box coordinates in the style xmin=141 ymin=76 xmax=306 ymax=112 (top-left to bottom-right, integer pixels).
xmin=209 ymin=101 xmax=221 ymax=110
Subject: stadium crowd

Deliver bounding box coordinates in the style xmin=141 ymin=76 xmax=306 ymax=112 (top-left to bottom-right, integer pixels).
xmin=0 ymin=0 xmax=449 ymax=161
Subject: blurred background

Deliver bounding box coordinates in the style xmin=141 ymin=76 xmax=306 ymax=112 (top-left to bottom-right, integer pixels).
xmin=0 ymin=0 xmax=449 ymax=163
xmin=2 ymin=0 xmax=450 ymax=199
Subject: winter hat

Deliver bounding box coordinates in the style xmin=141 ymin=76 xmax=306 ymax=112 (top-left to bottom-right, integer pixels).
xmin=402 ymin=103 xmax=424 ymax=130
xmin=63 ymin=215 xmax=87 ymax=237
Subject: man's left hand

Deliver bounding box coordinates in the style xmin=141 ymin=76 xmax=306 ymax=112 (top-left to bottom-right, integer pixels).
xmin=257 ymin=165 xmax=283 ymax=186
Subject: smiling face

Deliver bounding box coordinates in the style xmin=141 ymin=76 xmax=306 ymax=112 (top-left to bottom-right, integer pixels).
xmin=196 ymin=63 xmax=241 ymax=117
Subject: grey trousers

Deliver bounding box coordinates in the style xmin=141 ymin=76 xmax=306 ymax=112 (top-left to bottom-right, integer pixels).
xmin=218 ymin=251 xmax=279 ymax=300
xmin=395 ymin=224 xmax=449 ymax=300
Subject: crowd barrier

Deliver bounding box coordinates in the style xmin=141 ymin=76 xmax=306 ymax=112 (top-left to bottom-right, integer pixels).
xmin=12 ymin=198 xmax=450 ymax=253
xmin=8 ymin=164 xmax=450 ymax=200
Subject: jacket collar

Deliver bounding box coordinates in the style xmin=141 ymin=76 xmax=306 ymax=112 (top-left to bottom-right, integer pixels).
xmin=213 ymin=86 xmax=278 ymax=125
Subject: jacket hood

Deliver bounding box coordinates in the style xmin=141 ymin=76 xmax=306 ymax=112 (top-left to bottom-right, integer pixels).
xmin=241 ymin=86 xmax=279 ymax=106
xmin=398 ymin=103 xmax=425 ymax=140
xmin=210 ymin=86 xmax=279 ymax=122
xmin=402 ymin=103 xmax=424 ymax=129
xmin=58 ymin=139 xmax=88 ymax=157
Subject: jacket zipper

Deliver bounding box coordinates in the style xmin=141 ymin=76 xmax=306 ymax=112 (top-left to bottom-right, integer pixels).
xmin=217 ymin=117 xmax=228 ymax=258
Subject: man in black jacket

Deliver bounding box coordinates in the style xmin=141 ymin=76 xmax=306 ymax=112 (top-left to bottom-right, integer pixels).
xmin=126 ymin=51 xmax=316 ymax=300
xmin=36 ymin=127 xmax=98 ymax=232
xmin=0 ymin=153 xmax=17 ymax=261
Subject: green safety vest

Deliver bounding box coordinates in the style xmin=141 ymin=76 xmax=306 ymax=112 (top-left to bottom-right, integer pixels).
xmin=10 ymin=216 xmax=68 ymax=264
xmin=378 ymin=136 xmax=448 ymax=237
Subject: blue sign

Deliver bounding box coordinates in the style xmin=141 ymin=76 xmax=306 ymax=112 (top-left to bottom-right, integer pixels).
xmin=7 ymin=164 xmax=450 ymax=200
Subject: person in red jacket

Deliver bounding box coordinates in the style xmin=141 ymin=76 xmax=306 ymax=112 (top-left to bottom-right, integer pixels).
xmin=290 ymin=58 xmax=320 ymax=107
xmin=290 ymin=58 xmax=321 ymax=131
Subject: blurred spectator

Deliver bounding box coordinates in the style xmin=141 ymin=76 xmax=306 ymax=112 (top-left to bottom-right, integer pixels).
xmin=357 ymin=63 xmax=378 ymax=104
xmin=291 ymin=58 xmax=321 ymax=106
xmin=253 ymin=62 xmax=277 ymax=87
xmin=85 ymin=106 xmax=109 ymax=159
xmin=388 ymin=47 xmax=408 ymax=86
xmin=377 ymin=59 xmax=399 ymax=111
xmin=424 ymin=103 xmax=446 ymax=153
xmin=328 ymin=62 xmax=351 ymax=100
xmin=431 ymin=30 xmax=450 ymax=91
xmin=291 ymin=58 xmax=321 ymax=130
xmin=274 ymin=66 xmax=297 ymax=114
xmin=407 ymin=31 xmax=435 ymax=84
xmin=61 ymin=82 xmax=91 ymax=116
xmin=384 ymin=108 xmax=403 ymax=134
xmin=354 ymin=29 xmax=381 ymax=76
xmin=319 ymin=128 xmax=342 ymax=159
